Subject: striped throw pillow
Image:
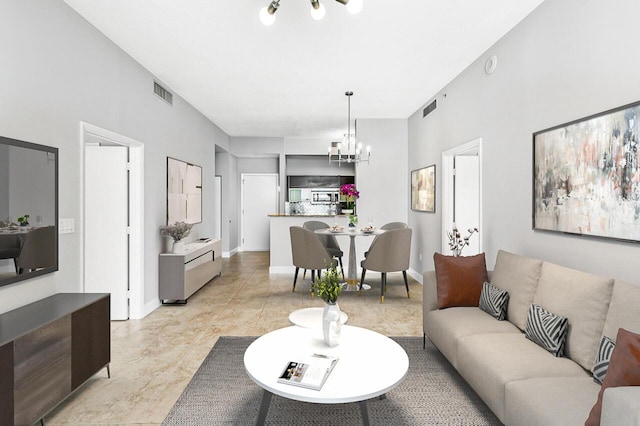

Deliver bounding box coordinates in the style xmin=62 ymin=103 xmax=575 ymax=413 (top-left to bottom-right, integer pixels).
xmin=593 ymin=336 xmax=615 ymax=385
xmin=525 ymin=304 xmax=569 ymax=357
xmin=478 ymin=282 xmax=509 ymax=320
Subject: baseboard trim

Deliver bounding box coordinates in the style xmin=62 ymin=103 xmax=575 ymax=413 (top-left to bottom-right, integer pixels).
xmin=223 ymin=247 xmax=238 ymax=258
xmin=142 ymin=298 xmax=161 ymax=318
xmin=408 ymin=268 xmax=423 ymax=285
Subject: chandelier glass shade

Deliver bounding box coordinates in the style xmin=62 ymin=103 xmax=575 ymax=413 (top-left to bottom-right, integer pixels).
xmin=260 ymin=0 xmax=363 ymax=25
xmin=328 ymin=91 xmax=371 ymax=166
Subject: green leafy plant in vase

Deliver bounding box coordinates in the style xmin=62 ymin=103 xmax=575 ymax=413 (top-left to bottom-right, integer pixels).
xmin=312 ymin=263 xmax=344 ymax=347
xmin=17 ymin=214 xmax=30 ymax=226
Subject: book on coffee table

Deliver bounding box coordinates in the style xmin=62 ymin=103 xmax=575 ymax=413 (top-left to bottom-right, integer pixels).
xmin=277 ymin=353 xmax=339 ymax=390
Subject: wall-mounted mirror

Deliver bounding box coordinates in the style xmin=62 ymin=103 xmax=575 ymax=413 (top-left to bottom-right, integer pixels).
xmin=167 ymin=157 xmax=202 ymax=224
xmin=0 ymin=136 xmax=58 ymax=287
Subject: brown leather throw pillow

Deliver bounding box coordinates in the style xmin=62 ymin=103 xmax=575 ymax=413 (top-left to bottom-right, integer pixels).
xmin=585 ymin=327 xmax=640 ymax=426
xmin=433 ymin=252 xmax=488 ymax=309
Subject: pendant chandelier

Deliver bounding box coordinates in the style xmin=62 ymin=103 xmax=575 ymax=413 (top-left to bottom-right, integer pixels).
xmin=260 ymin=0 xmax=364 ymax=26
xmin=328 ymin=91 xmax=371 ymax=166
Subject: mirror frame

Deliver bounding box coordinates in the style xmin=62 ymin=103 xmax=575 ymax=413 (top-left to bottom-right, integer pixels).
xmin=0 ymin=136 xmax=59 ymax=288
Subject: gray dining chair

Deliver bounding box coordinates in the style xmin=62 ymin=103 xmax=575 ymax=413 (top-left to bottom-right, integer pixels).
xmin=360 ymin=227 xmax=412 ymax=303
xmin=0 ymin=234 xmax=23 ymax=274
xmin=303 ymin=220 xmax=345 ymax=280
xmin=380 ymin=222 xmax=407 ymax=230
xmin=17 ymin=226 xmax=56 ymax=273
xmin=364 ymin=221 xmax=408 ymax=258
xmin=289 ymin=226 xmax=336 ymax=295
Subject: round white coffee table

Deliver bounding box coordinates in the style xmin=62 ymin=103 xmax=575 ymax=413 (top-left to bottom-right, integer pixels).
xmin=244 ymin=325 xmax=409 ymax=425
xmin=288 ymin=307 xmax=348 ymax=328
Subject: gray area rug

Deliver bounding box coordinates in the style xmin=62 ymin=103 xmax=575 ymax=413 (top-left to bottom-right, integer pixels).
xmin=163 ymin=336 xmax=501 ymax=425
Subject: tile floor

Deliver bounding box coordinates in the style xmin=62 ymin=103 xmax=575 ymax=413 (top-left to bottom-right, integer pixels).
xmin=46 ymin=251 xmax=423 ymax=425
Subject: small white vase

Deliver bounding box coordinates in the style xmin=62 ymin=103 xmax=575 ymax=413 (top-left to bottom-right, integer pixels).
xmin=322 ymin=302 xmax=342 ymax=347
xmin=172 ymin=239 xmax=185 ymax=253
xmin=341 ymin=209 xmax=353 ymax=215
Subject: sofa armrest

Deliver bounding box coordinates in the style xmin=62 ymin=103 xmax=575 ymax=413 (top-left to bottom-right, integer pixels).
xmin=601 ymin=386 xmax=640 ymax=426
xmin=422 ymin=271 xmax=438 ymax=313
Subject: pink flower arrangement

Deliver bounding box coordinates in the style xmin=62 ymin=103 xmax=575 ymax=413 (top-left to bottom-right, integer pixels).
xmin=339 ymin=183 xmax=359 ymax=200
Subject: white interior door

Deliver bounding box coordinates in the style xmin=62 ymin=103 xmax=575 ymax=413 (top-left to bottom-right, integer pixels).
xmin=241 ymin=174 xmax=278 ymax=251
xmin=85 ymin=145 xmax=129 ymax=320
xmin=454 ymin=155 xmax=480 ymax=255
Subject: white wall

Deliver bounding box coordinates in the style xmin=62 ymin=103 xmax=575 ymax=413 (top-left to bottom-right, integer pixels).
xmin=0 ymin=145 xmax=9 ymax=221
xmin=0 ymin=0 xmax=229 ymax=314
xmin=356 ymin=119 xmax=409 ymax=229
xmin=408 ymin=0 xmax=640 ymax=283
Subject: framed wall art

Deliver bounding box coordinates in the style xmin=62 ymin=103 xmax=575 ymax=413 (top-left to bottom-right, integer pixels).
xmin=533 ymin=100 xmax=640 ymax=242
xmin=167 ymin=157 xmax=202 ymax=224
xmin=411 ymin=164 xmax=435 ymax=213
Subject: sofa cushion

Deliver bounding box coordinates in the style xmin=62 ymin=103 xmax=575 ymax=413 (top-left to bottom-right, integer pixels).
xmin=456 ymin=333 xmax=588 ymax=422
xmin=505 ymin=377 xmax=600 ymax=426
xmin=490 ymin=250 xmax=543 ymax=331
xmin=478 ymin=281 xmax=509 ymax=320
xmin=424 ymin=307 xmax=520 ymax=368
xmin=524 ymin=303 xmax=568 ymax=357
xmin=586 ymin=328 xmax=640 ymax=426
xmin=601 ymin=279 xmax=640 ymax=342
xmin=593 ymin=336 xmax=615 ymax=385
xmin=433 ymin=252 xmax=488 ymax=309
xmin=533 ymin=261 xmax=613 ymax=370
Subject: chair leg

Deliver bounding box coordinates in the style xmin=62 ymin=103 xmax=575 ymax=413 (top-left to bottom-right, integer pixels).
xmin=402 ymin=270 xmax=410 ymax=298
xmin=13 ymin=258 xmax=18 ymax=274
xmin=292 ymin=267 xmax=299 ymax=292
xmin=310 ymin=270 xmax=316 ymax=299
xmin=380 ymin=273 xmax=386 ymax=303
xmin=303 ymin=269 xmax=307 ymax=280
xmin=359 ymin=268 xmax=367 ymax=294
xmin=338 ymin=257 xmax=345 ymax=280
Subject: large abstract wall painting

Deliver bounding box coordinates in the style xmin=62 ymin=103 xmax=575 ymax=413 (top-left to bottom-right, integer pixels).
xmin=411 ymin=164 xmax=436 ymax=213
xmin=167 ymin=157 xmax=202 ymax=225
xmin=533 ymin=101 xmax=640 ymax=242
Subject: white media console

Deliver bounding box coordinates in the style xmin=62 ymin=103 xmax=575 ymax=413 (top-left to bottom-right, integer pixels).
xmin=159 ymin=239 xmax=222 ymax=304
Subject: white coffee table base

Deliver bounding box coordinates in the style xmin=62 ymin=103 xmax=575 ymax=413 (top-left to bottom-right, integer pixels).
xmin=244 ymin=325 xmax=408 ymax=426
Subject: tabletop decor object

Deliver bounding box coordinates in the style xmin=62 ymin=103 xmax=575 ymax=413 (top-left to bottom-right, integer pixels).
xmin=17 ymin=214 xmax=30 ymax=226
xmin=340 ymin=183 xmax=359 ymax=214
xmin=312 ymin=263 xmax=343 ymax=347
xmin=447 ymin=225 xmax=478 ymax=256
xmin=161 ymin=221 xmax=193 ymax=253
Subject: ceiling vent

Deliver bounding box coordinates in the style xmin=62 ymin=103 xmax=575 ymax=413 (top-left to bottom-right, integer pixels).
xmin=154 ymin=81 xmax=173 ymax=105
xmin=423 ymin=99 xmax=436 ymax=118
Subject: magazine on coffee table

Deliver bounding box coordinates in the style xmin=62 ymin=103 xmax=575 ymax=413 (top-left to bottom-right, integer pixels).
xmin=277 ymin=353 xmax=339 ymax=390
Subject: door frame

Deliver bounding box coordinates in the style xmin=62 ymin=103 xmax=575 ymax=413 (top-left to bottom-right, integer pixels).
xmin=240 ymin=173 xmax=279 ymax=251
xmin=441 ymin=138 xmax=483 ymax=253
xmin=80 ymin=122 xmax=145 ymax=319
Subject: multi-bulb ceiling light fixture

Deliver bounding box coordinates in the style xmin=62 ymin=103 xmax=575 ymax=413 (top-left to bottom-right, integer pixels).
xmin=260 ymin=0 xmax=364 ymax=26
xmin=328 ymin=91 xmax=371 ymax=166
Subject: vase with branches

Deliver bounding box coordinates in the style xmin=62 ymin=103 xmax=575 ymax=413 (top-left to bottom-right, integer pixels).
xmin=447 ymin=225 xmax=478 ymax=256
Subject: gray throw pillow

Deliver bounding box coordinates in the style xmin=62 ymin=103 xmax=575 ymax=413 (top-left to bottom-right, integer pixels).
xmin=478 ymin=281 xmax=509 ymax=320
xmin=525 ymin=304 xmax=568 ymax=357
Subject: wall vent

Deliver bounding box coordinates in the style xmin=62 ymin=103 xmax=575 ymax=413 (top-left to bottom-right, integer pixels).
xmin=154 ymin=81 xmax=173 ymax=105
xmin=423 ymin=99 xmax=437 ymax=117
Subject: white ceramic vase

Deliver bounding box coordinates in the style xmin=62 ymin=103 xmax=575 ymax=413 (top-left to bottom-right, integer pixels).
xmin=172 ymin=239 xmax=185 ymax=253
xmin=322 ymin=302 xmax=342 ymax=347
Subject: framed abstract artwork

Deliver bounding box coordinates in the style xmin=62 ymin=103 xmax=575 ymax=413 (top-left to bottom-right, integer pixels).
xmin=533 ymin=100 xmax=640 ymax=242
xmin=411 ymin=164 xmax=435 ymax=212
xmin=167 ymin=157 xmax=202 ymax=224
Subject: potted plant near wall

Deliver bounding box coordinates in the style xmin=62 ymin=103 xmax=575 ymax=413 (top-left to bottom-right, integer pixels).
xmin=312 ymin=263 xmax=343 ymax=347
xmin=160 ymin=221 xmax=193 ymax=253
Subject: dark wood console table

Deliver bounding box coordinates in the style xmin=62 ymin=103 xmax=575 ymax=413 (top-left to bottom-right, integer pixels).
xmin=0 ymin=293 xmax=110 ymax=425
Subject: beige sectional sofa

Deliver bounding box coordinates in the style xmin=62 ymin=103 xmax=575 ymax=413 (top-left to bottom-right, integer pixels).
xmin=423 ymin=250 xmax=640 ymax=425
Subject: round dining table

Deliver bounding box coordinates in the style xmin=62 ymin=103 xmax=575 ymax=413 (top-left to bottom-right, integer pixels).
xmin=315 ymin=227 xmax=384 ymax=291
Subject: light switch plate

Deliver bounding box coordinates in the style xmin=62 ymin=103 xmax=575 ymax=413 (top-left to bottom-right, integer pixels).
xmin=59 ymin=218 xmax=75 ymax=234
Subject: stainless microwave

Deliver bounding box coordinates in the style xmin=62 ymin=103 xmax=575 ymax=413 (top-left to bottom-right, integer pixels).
xmin=311 ymin=191 xmax=339 ymax=204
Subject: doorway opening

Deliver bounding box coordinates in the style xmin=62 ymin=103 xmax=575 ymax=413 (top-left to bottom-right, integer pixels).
xmin=441 ymin=138 xmax=482 ymax=256
xmin=81 ymin=122 xmax=145 ymax=319
xmin=240 ymin=173 xmax=278 ymax=251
